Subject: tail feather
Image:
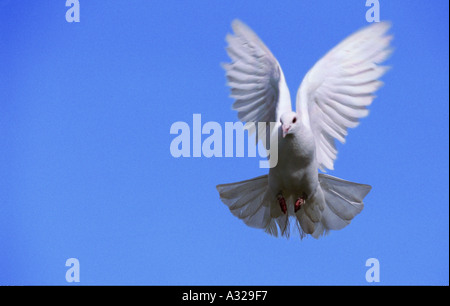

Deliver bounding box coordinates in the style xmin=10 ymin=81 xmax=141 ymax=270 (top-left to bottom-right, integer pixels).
xmin=217 ymin=173 xmax=372 ymax=239
xmin=217 ymin=175 xmax=273 ymax=230
xmin=296 ymin=200 xmax=322 ymax=237
xmin=317 ymin=174 xmax=372 ymax=232
xmin=217 ymin=175 xmax=288 ymax=237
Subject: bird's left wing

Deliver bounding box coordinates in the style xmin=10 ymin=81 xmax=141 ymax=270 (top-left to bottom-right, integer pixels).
xmin=224 ymin=20 xmax=292 ymax=146
xmin=296 ymin=22 xmax=393 ymax=171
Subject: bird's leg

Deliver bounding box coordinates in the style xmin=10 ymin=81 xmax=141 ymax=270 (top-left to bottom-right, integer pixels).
xmin=277 ymin=193 xmax=287 ymax=214
xmin=295 ymin=192 xmax=308 ymax=212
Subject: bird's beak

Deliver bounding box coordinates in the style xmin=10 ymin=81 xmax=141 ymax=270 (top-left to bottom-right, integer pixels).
xmin=282 ymin=124 xmax=291 ymax=138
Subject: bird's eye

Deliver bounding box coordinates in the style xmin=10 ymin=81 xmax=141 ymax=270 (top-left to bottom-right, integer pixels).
xmin=293 ymin=117 xmax=297 ymax=123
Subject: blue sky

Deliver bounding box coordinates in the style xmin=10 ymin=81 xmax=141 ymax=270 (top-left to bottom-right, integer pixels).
xmin=0 ymin=0 xmax=448 ymax=285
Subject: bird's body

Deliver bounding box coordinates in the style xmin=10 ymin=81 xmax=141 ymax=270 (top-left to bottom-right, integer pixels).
xmin=269 ymin=123 xmax=318 ymax=201
xmin=217 ymin=20 xmax=392 ymax=238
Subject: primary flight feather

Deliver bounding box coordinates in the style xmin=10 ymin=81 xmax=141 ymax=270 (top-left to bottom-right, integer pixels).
xmin=217 ymin=20 xmax=392 ymax=238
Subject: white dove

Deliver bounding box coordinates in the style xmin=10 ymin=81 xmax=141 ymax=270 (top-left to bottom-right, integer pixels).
xmin=216 ymin=20 xmax=392 ymax=239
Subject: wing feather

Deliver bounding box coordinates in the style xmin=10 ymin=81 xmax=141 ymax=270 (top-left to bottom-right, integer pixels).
xmin=224 ymin=20 xmax=292 ymax=144
xmin=296 ymin=22 xmax=393 ymax=171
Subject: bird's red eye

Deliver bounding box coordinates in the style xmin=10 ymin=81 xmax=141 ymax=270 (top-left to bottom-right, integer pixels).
xmin=293 ymin=117 xmax=297 ymax=123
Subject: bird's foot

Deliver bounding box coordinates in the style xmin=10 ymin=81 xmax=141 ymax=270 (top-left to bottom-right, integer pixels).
xmin=295 ymin=193 xmax=307 ymax=212
xmin=277 ymin=193 xmax=287 ymax=214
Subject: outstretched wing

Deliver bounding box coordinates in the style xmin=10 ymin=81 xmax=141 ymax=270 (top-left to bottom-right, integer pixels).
xmin=296 ymin=22 xmax=393 ymax=171
xmin=224 ymin=20 xmax=292 ymax=145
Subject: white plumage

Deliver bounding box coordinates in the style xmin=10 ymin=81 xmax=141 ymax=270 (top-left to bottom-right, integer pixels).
xmin=217 ymin=20 xmax=392 ymax=239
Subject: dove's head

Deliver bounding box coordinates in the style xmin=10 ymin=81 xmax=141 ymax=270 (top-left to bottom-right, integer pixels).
xmin=280 ymin=112 xmax=299 ymax=138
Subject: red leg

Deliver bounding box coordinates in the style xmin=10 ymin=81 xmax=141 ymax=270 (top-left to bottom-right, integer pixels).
xmin=295 ymin=193 xmax=307 ymax=212
xmin=277 ymin=194 xmax=287 ymax=214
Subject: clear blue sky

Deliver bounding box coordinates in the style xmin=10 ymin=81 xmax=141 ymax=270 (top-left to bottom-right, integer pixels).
xmin=0 ymin=0 xmax=448 ymax=285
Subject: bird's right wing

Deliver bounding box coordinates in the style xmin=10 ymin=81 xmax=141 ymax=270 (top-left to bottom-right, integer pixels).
xmin=296 ymin=22 xmax=392 ymax=171
xmin=223 ymin=20 xmax=292 ymax=146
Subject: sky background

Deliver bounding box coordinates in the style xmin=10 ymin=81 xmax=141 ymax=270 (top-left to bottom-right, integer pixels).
xmin=0 ymin=0 xmax=448 ymax=285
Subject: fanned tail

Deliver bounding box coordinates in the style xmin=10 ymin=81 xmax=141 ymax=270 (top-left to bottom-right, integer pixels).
xmin=217 ymin=175 xmax=286 ymax=237
xmin=217 ymin=174 xmax=372 ymax=239
xmin=307 ymin=174 xmax=372 ymax=238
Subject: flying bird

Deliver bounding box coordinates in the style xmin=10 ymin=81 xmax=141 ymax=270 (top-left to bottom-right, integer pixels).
xmin=216 ymin=20 xmax=392 ymax=239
